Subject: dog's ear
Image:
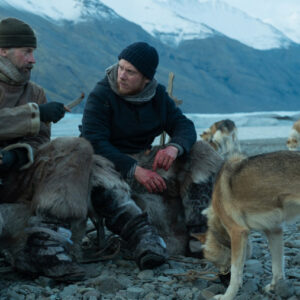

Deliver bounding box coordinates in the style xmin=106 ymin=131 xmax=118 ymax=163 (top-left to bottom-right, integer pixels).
xmin=190 ymin=232 xmax=207 ymax=244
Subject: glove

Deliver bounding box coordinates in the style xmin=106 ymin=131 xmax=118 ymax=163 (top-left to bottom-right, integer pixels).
xmin=39 ymin=102 xmax=65 ymax=123
xmin=0 ymin=150 xmax=17 ymax=172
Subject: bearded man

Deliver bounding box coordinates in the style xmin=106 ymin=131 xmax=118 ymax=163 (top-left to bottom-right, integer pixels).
xmin=0 ymin=19 xmax=167 ymax=281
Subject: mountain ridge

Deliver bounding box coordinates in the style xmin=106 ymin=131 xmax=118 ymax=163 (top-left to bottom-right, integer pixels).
xmin=3 ymin=0 xmax=298 ymax=50
xmin=0 ymin=0 xmax=300 ymax=113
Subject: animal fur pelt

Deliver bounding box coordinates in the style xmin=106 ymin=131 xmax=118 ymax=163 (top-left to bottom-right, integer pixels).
xmin=127 ymin=141 xmax=223 ymax=255
xmin=203 ymin=151 xmax=300 ymax=300
xmin=0 ymin=137 xmax=95 ymax=259
xmin=128 ymin=141 xmax=223 ymax=196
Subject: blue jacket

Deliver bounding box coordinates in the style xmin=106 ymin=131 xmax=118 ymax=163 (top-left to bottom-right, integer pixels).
xmin=82 ymin=77 xmax=196 ymax=178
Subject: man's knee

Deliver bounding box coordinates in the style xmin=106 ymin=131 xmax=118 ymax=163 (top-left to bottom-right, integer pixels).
xmin=32 ymin=137 xmax=94 ymax=220
xmin=47 ymin=137 xmax=94 ymax=160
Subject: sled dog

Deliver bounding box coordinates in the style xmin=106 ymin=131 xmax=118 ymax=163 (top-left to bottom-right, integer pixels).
xmin=286 ymin=119 xmax=300 ymax=150
xmin=200 ymin=119 xmax=240 ymax=157
xmin=203 ymin=151 xmax=300 ymax=300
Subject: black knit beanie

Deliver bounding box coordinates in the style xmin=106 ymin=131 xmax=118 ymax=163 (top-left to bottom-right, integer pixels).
xmin=118 ymin=42 xmax=159 ymax=80
xmin=0 ymin=18 xmax=37 ymax=48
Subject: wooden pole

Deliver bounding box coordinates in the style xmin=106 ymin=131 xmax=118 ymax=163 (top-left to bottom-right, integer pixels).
xmin=160 ymin=72 xmax=174 ymax=145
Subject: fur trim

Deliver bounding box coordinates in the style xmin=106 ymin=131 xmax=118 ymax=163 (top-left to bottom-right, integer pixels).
xmin=3 ymin=142 xmax=34 ymax=170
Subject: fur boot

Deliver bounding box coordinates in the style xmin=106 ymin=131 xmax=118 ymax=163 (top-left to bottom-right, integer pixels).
xmin=1 ymin=137 xmax=95 ymax=280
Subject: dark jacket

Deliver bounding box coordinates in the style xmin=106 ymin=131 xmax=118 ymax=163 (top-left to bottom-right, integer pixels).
xmin=82 ymin=77 xmax=196 ymax=177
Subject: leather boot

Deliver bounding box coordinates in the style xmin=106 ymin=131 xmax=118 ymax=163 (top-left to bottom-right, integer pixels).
xmin=120 ymin=213 xmax=168 ymax=270
xmin=92 ymin=186 xmax=168 ymax=269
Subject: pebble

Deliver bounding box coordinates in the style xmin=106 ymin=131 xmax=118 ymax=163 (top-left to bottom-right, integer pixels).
xmin=0 ymin=222 xmax=299 ymax=299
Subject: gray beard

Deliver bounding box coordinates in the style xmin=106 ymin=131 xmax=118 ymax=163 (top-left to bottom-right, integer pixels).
xmin=0 ymin=56 xmax=30 ymax=85
xmin=18 ymin=68 xmax=31 ymax=82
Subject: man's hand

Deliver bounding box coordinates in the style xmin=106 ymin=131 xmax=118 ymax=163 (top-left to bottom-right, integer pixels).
xmin=39 ymin=102 xmax=69 ymax=123
xmin=153 ymin=145 xmax=178 ymax=171
xmin=134 ymin=165 xmax=167 ymax=193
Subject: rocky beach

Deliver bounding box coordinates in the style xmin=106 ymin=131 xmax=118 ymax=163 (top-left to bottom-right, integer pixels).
xmin=0 ymin=138 xmax=299 ymax=300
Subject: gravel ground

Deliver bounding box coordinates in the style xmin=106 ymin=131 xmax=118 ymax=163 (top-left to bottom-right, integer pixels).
xmin=0 ymin=138 xmax=299 ymax=300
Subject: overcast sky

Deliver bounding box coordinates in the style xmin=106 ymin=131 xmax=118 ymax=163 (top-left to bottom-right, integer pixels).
xmin=220 ymin=0 xmax=300 ymax=41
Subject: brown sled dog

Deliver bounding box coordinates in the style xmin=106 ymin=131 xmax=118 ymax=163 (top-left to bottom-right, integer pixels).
xmin=200 ymin=119 xmax=240 ymax=157
xmin=203 ymin=151 xmax=300 ymax=300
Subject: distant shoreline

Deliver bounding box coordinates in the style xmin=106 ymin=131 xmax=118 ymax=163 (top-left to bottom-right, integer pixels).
xmin=240 ymin=137 xmax=288 ymax=156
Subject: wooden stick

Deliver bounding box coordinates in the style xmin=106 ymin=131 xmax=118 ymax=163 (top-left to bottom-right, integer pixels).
xmin=65 ymin=92 xmax=85 ymax=110
xmin=160 ymin=72 xmax=175 ymax=145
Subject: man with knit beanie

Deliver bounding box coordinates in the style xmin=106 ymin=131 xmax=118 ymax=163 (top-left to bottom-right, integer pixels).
xmin=0 ymin=19 xmax=168 ymax=279
xmin=82 ymin=42 xmax=223 ymax=258
xmin=0 ymin=17 xmax=93 ymax=280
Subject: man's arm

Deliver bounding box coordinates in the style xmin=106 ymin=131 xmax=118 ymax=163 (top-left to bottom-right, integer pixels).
xmin=82 ymin=86 xmax=137 ymax=178
xmin=0 ymin=103 xmax=41 ymax=141
xmin=0 ymin=87 xmax=67 ymax=170
xmin=149 ymin=89 xmax=196 ymax=176
xmin=163 ymin=92 xmax=197 ymax=155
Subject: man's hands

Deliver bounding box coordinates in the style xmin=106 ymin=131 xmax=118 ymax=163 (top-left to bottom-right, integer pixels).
xmin=39 ymin=102 xmax=70 ymax=123
xmin=134 ymin=146 xmax=178 ymax=193
xmin=153 ymin=146 xmax=178 ymax=171
xmin=135 ymin=165 xmax=166 ymax=193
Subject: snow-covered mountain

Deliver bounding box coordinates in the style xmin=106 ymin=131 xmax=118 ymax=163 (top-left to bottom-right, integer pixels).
xmin=1 ymin=0 xmax=300 ymax=114
xmin=1 ymin=0 xmax=295 ymax=50
xmin=0 ymin=0 xmax=120 ymax=22
xmin=222 ymin=0 xmax=300 ymax=44
xmin=100 ymin=0 xmax=293 ymax=50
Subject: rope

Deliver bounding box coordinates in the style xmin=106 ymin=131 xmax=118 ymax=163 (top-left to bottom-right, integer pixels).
xmin=172 ymin=269 xmax=219 ymax=282
xmin=169 ymin=255 xmax=221 ymax=282
xmin=80 ymin=235 xmax=121 ymax=264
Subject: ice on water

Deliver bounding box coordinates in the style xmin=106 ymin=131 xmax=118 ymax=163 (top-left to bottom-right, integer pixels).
xmin=51 ymin=111 xmax=300 ymax=141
